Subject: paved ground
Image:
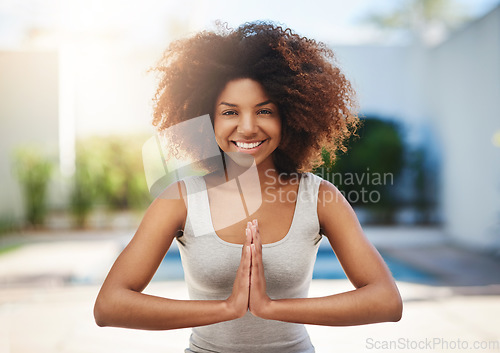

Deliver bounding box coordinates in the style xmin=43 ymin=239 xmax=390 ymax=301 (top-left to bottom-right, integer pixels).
xmin=0 ymin=227 xmax=499 ymax=353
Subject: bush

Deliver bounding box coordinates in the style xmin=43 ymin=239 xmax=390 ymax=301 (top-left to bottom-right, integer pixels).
xmin=13 ymin=147 xmax=54 ymax=227
xmin=70 ymin=147 xmax=97 ymax=228
xmin=314 ymin=117 xmax=405 ymax=223
xmin=70 ymin=135 xmax=152 ymax=223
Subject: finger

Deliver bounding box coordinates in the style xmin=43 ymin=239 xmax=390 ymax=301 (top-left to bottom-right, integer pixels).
xmin=251 ymin=243 xmax=257 ymax=270
xmin=253 ymin=219 xmax=258 ymax=235
xmin=247 ymin=221 xmax=254 ymax=244
xmin=239 ymin=244 xmax=251 ymax=279
xmin=251 ymin=244 xmax=263 ymax=286
xmin=252 ymin=243 xmax=262 ymax=270
xmin=245 ymin=226 xmax=252 ymax=246
xmin=244 ymin=245 xmax=251 ymax=271
xmin=250 ymin=221 xmax=256 ymax=243
xmin=236 ymin=247 xmax=250 ymax=295
xmin=240 ymin=228 xmax=251 ymax=266
xmin=240 ymin=229 xmax=248 ymax=257
xmin=252 ymin=232 xmax=263 ymax=270
xmin=252 ymin=223 xmax=261 ymax=250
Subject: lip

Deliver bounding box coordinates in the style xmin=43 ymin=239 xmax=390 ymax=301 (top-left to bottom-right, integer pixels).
xmin=231 ymin=139 xmax=267 ymax=154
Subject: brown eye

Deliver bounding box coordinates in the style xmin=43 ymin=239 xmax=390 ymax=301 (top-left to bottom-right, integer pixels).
xmin=258 ymin=109 xmax=272 ymax=115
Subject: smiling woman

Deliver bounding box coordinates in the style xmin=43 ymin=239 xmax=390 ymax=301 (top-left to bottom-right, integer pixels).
xmin=94 ymin=21 xmax=402 ymax=353
xmin=214 ymin=79 xmax=282 ymax=167
xmin=150 ymin=21 xmax=359 ymax=174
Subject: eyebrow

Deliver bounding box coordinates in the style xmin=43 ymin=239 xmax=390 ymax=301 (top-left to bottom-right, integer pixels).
xmin=219 ymin=100 xmax=273 ymax=108
xmin=256 ymin=100 xmax=272 ymax=107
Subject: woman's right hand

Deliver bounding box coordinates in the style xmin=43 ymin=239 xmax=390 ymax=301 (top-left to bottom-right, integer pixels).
xmin=95 ymin=181 xmax=248 ymax=330
xmin=225 ymin=225 xmax=252 ymax=319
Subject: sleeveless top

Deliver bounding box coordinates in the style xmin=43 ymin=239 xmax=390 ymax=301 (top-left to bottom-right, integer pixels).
xmin=177 ymin=172 xmax=323 ymax=353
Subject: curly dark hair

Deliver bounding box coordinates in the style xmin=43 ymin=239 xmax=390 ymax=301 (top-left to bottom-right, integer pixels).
xmin=152 ymin=21 xmax=358 ymax=174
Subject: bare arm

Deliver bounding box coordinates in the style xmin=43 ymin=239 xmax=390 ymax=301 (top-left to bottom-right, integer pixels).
xmin=94 ymin=181 xmax=252 ymax=330
xmin=249 ymin=180 xmax=402 ymax=325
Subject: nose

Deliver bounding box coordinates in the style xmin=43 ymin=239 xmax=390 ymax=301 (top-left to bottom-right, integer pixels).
xmin=237 ymin=113 xmax=258 ymax=136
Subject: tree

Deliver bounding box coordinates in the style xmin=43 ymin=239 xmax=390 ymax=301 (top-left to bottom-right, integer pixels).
xmin=314 ymin=117 xmax=405 ymax=224
xmin=13 ymin=147 xmax=54 ymax=227
xmin=363 ymin=0 xmax=471 ymax=45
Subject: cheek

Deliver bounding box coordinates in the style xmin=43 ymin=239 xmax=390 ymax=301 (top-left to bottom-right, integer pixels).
xmin=213 ymin=119 xmax=222 ymax=138
xmin=273 ymin=122 xmax=282 ymax=145
xmin=213 ymin=116 xmax=230 ymax=133
xmin=213 ymin=120 xmax=230 ymax=147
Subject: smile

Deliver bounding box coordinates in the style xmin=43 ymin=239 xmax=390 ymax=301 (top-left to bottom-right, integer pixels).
xmin=232 ymin=140 xmax=266 ymax=149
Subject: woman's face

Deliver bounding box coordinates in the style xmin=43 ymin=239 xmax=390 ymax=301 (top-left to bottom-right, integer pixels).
xmin=213 ymin=78 xmax=281 ymax=168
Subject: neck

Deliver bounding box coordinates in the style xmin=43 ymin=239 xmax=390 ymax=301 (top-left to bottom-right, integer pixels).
xmin=220 ymin=153 xmax=281 ymax=187
xmin=256 ymin=162 xmax=280 ymax=186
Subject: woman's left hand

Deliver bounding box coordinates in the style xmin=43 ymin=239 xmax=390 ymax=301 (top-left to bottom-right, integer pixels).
xmin=248 ymin=220 xmax=273 ymax=318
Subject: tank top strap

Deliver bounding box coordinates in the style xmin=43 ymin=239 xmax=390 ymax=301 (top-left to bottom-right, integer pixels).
xmin=296 ymin=172 xmax=322 ymax=213
xmin=182 ymin=173 xmax=323 ymax=238
xmin=290 ymin=172 xmax=323 ymax=243
xmin=182 ymin=175 xmax=213 ymax=238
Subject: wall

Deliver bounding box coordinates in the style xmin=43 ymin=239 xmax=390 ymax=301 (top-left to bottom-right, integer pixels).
xmin=429 ymin=6 xmax=500 ymax=249
xmin=332 ymin=7 xmax=500 ymax=249
xmin=0 ymin=51 xmax=59 ymax=225
xmin=333 ymin=44 xmax=429 ymax=127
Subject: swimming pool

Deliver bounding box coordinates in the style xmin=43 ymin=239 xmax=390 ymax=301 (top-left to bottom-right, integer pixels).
xmin=154 ymin=240 xmax=437 ymax=284
xmin=312 ymin=243 xmax=437 ymax=284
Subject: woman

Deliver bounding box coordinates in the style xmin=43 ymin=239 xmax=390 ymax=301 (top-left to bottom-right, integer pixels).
xmin=94 ymin=22 xmax=402 ymax=352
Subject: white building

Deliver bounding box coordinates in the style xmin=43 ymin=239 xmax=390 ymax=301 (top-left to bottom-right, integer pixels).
xmin=429 ymin=6 xmax=500 ymax=249
xmin=333 ymin=5 xmax=500 ymax=250
xmin=1 ymin=5 xmax=499 ymax=250
xmin=0 ymin=51 xmax=59 ymax=224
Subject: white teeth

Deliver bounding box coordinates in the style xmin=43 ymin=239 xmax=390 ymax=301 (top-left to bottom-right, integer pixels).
xmin=235 ymin=141 xmax=264 ymax=149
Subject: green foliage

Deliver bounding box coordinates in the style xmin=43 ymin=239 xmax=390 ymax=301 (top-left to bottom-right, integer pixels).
xmin=362 ymin=0 xmax=471 ymax=44
xmin=70 ymin=135 xmax=152 ymax=226
xmin=0 ymin=243 xmax=22 ymax=256
xmin=406 ymin=145 xmax=439 ymax=224
xmin=13 ymin=147 xmax=54 ymax=227
xmin=314 ymin=117 xmax=405 ymax=223
xmin=363 ymin=0 xmax=470 ymax=29
xmin=92 ymin=135 xmax=151 ymax=210
xmin=333 ymin=118 xmax=404 ymax=185
xmin=70 ymin=146 xmax=98 ymax=228
xmin=0 ymin=216 xmax=19 ymax=235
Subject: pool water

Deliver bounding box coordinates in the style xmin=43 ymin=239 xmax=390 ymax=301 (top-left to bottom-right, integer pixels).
xmin=312 ymin=244 xmax=437 ymax=284
xmin=154 ymin=241 xmax=437 ymax=284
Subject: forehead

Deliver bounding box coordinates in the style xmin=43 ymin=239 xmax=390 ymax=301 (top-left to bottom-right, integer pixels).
xmin=216 ymin=78 xmax=272 ymax=104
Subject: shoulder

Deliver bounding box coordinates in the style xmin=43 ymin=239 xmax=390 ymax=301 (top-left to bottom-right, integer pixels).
xmin=316 ymin=177 xmax=356 ymax=229
xmin=317 ymin=177 xmax=342 ymax=202
xmin=300 ymin=172 xmax=323 ymax=188
xmin=157 ymin=179 xmax=188 ymax=199
xmin=300 ymin=172 xmax=335 ymax=197
xmin=147 ymin=180 xmax=188 ymax=231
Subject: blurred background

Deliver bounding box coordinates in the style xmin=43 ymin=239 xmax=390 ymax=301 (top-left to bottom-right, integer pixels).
xmin=1 ymin=0 xmax=499 ymax=352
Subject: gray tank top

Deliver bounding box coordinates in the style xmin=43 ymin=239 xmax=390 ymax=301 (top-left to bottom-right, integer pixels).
xmin=177 ymin=172 xmax=323 ymax=353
